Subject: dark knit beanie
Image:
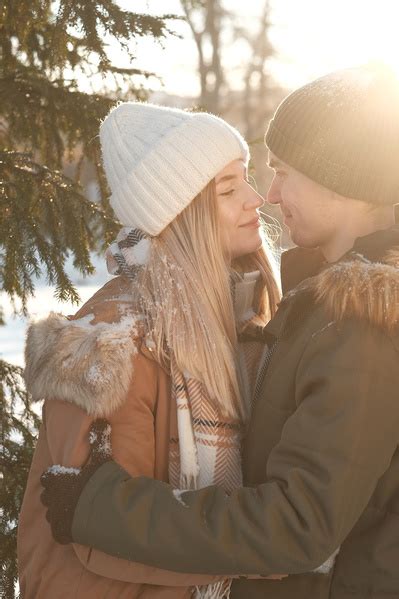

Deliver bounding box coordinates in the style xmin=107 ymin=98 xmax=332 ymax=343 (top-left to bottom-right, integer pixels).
xmin=265 ymin=64 xmax=399 ymax=205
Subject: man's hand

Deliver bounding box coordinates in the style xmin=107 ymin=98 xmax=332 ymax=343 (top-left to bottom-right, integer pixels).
xmin=40 ymin=418 xmax=112 ymax=544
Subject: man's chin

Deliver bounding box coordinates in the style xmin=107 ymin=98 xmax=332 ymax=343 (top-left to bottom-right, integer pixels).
xmin=288 ymin=231 xmax=319 ymax=250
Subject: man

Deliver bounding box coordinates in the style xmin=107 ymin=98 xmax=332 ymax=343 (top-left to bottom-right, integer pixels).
xmin=41 ymin=64 xmax=399 ymax=598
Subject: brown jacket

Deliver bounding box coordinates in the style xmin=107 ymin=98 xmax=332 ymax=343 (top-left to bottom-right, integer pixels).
xmin=18 ymin=276 xmax=221 ymax=598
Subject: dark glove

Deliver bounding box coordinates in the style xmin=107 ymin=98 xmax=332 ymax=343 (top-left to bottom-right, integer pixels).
xmin=40 ymin=418 xmax=112 ymax=544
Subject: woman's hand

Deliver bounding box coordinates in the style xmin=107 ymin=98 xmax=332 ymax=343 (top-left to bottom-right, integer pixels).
xmin=40 ymin=419 xmax=112 ymax=544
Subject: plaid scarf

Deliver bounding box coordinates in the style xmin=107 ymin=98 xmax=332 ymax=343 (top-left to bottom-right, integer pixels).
xmin=106 ymin=228 xmax=264 ymax=598
xmin=106 ymin=227 xmax=152 ymax=277
xmin=168 ymin=355 xmax=242 ymax=599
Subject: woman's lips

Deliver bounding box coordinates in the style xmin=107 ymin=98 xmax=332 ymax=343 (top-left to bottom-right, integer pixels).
xmin=240 ymin=217 xmax=261 ymax=228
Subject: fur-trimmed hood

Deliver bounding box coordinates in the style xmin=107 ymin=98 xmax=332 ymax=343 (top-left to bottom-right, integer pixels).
xmin=311 ymin=248 xmax=399 ymax=333
xmin=25 ymin=311 xmax=141 ymax=417
xmin=24 ymin=277 xmax=148 ymax=418
xmin=281 ymin=243 xmax=399 ymax=335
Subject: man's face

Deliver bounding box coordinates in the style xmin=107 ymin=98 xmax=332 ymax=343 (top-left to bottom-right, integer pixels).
xmin=267 ymin=153 xmax=343 ymax=249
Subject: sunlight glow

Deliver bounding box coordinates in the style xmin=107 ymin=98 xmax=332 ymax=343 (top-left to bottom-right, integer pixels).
xmin=322 ymin=0 xmax=399 ymax=77
xmin=76 ymin=0 xmax=399 ymax=97
xmin=270 ymin=0 xmax=399 ymax=88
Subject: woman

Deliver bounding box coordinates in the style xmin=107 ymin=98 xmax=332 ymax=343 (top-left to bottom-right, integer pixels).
xmin=18 ymin=102 xmax=280 ymax=598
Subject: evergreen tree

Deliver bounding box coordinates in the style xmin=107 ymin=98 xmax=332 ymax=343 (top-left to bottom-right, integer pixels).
xmin=0 ymin=2 xmax=177 ymax=595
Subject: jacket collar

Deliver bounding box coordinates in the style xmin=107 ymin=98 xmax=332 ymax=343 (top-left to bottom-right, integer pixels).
xmin=351 ymin=224 xmax=399 ymax=262
xmin=281 ymin=224 xmax=399 ymax=295
xmin=266 ymin=224 xmax=399 ymax=340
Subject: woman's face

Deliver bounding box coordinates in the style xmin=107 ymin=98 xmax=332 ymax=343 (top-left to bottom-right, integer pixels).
xmin=215 ymin=159 xmax=264 ymax=260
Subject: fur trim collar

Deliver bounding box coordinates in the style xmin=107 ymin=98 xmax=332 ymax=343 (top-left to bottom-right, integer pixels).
xmin=24 ymin=312 xmax=141 ymax=417
xmin=287 ymin=247 xmax=399 ymax=334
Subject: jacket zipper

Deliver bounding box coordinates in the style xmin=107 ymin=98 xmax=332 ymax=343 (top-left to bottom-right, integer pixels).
xmin=252 ymin=339 xmax=279 ymax=406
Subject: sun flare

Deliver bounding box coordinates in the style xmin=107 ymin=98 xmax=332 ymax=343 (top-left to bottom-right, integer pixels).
xmin=322 ymin=0 xmax=399 ymax=78
xmin=269 ymin=0 xmax=399 ymax=89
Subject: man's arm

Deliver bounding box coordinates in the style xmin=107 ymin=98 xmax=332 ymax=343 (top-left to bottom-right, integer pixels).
xmin=69 ymin=320 xmax=399 ymax=576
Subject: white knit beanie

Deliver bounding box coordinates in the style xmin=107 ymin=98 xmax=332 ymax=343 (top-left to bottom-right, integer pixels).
xmin=100 ymin=102 xmax=249 ymax=236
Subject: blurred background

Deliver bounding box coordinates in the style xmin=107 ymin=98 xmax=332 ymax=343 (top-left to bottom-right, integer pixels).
xmin=2 ymin=1 xmax=399 ymax=595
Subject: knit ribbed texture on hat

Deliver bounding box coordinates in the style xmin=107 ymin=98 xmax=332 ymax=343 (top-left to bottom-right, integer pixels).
xmin=265 ymin=65 xmax=399 ymax=205
xmin=100 ymin=102 xmax=249 ymax=235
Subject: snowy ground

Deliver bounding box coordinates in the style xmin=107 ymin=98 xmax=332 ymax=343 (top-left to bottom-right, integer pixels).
xmin=0 ymin=255 xmax=112 ymax=367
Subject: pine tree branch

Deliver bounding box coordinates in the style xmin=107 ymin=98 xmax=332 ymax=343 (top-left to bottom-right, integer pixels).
xmin=0 ymin=150 xmax=119 ymax=312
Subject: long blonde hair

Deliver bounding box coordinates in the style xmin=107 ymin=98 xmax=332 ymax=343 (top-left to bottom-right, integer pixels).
xmin=133 ymin=180 xmax=280 ymax=420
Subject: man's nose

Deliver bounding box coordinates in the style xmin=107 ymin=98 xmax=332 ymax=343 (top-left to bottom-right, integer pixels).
xmin=267 ymin=179 xmax=281 ymax=205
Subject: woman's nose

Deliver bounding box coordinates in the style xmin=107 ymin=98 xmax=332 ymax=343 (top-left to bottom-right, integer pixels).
xmin=243 ymin=188 xmax=264 ymax=210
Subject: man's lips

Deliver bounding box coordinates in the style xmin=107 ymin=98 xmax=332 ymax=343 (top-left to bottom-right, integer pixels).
xmin=281 ymin=208 xmax=292 ymax=218
xmin=281 ymin=210 xmax=293 ymax=223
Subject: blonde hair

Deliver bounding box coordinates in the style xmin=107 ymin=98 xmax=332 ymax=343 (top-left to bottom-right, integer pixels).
xmin=133 ymin=181 xmax=280 ymax=420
